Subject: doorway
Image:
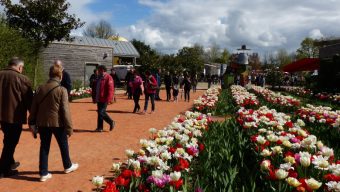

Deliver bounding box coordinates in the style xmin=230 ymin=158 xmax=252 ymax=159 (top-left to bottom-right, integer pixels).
xmin=85 ymin=63 xmax=99 ymax=86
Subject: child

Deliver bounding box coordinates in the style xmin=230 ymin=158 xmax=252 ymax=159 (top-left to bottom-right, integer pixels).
xmin=172 ymin=75 xmax=179 ymax=102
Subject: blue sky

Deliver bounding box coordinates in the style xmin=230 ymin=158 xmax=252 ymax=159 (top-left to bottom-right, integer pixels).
xmin=86 ymin=0 xmax=151 ymax=27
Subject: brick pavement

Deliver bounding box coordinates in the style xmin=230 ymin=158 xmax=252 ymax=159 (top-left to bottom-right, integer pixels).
xmin=0 ymin=90 xmax=205 ymax=192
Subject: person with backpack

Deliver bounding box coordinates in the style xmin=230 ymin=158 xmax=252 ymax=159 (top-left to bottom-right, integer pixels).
xmin=28 ymin=62 xmax=78 ymax=182
xmin=142 ymin=71 xmax=157 ymax=114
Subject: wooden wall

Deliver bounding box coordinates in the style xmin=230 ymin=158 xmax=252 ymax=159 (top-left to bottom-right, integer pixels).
xmin=41 ymin=43 xmax=113 ymax=85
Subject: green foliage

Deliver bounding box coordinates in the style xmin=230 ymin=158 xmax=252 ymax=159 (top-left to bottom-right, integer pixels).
xmin=72 ymin=79 xmax=83 ymax=90
xmin=0 ymin=15 xmax=44 ymax=85
xmin=191 ymin=119 xmax=258 ymax=192
xmin=296 ymin=37 xmax=319 ymax=59
xmin=158 ymin=54 xmax=182 ymax=74
xmin=131 ymin=39 xmax=160 ymax=72
xmin=266 ymin=67 xmax=284 ymax=88
xmin=1 ymin=0 xmax=84 ymax=48
xmin=177 ymin=44 xmax=205 ymax=75
xmin=214 ymin=90 xmax=237 ymax=116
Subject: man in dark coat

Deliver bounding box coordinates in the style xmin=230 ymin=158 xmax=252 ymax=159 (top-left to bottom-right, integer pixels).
xmin=0 ymin=57 xmax=33 ymax=177
xmin=164 ymin=71 xmax=172 ymax=101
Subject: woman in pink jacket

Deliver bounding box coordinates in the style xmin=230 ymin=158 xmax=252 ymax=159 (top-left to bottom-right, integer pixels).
xmin=142 ymin=71 xmax=157 ymax=114
xmin=131 ymin=71 xmax=144 ymax=113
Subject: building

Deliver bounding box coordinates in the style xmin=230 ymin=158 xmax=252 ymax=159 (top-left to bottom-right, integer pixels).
xmin=42 ymin=36 xmax=140 ymax=86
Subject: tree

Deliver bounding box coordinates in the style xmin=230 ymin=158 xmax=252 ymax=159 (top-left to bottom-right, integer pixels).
xmin=159 ymin=54 xmax=181 ymax=74
xmin=276 ymin=48 xmax=292 ymax=68
xmin=131 ymin=39 xmax=159 ymax=72
xmin=205 ymin=43 xmax=221 ymax=63
xmin=177 ymin=44 xmax=205 ymax=75
xmin=1 ymin=0 xmax=84 ymax=86
xmin=0 ymin=14 xmax=45 ymax=83
xmin=83 ymin=20 xmax=115 ymax=39
xmin=296 ymin=37 xmax=319 ymax=59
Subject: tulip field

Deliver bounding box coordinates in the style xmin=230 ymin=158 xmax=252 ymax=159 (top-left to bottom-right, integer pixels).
xmin=92 ymin=85 xmax=340 ymax=192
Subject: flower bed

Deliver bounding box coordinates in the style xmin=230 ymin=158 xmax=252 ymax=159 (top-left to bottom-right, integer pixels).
xmin=70 ymin=87 xmax=92 ymax=100
xmin=92 ymin=88 xmax=219 ymax=192
xmin=230 ymin=85 xmax=259 ymax=108
xmin=280 ymin=86 xmax=340 ymax=105
xmin=251 ymin=85 xmax=300 ymax=108
xmin=193 ymin=87 xmax=220 ymax=113
xmin=237 ymin=106 xmax=340 ymax=192
xmin=297 ymin=104 xmax=340 ymax=128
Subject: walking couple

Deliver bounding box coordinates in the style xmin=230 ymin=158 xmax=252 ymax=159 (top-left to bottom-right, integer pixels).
xmin=131 ymin=71 xmax=157 ymax=114
xmin=0 ymin=58 xmax=78 ymax=182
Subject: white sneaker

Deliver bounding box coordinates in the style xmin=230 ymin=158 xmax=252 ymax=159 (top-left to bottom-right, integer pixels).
xmin=64 ymin=163 xmax=79 ymax=174
xmin=40 ymin=173 xmax=52 ymax=182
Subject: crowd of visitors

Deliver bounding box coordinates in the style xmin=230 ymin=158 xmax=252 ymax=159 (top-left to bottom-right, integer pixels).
xmin=0 ymin=57 xmax=205 ymax=182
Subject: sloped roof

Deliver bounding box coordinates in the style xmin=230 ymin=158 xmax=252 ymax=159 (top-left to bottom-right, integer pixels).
xmin=53 ymin=36 xmax=140 ymax=57
xmin=283 ymin=58 xmax=320 ymax=72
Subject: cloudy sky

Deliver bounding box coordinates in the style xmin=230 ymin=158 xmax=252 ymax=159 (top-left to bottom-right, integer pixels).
xmin=3 ymin=0 xmax=340 ymax=55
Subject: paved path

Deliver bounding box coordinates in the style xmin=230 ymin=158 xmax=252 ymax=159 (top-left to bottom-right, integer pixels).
xmin=0 ymin=90 xmax=204 ymax=192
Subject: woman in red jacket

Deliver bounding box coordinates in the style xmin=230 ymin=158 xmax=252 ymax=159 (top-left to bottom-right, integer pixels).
xmin=142 ymin=71 xmax=157 ymax=114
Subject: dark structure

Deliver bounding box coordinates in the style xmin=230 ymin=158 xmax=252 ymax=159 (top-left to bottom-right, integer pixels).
xmin=42 ymin=36 xmax=139 ymax=86
xmin=316 ymin=39 xmax=340 ymax=91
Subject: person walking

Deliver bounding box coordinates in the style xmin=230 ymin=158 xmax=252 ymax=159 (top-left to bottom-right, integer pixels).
xmin=28 ymin=63 xmax=78 ymax=182
xmin=191 ymin=74 xmax=198 ymax=92
xmin=142 ymin=71 xmax=157 ymax=114
xmin=56 ymin=60 xmax=72 ymax=97
xmin=181 ymin=74 xmax=192 ymax=102
xmin=131 ymin=71 xmax=144 ymax=113
xmin=164 ymin=71 xmax=172 ymax=101
xmin=90 ymin=69 xmax=98 ymax=102
xmin=91 ymin=65 xmax=115 ymax=132
xmin=125 ymin=69 xmax=133 ymax=99
xmin=172 ymin=74 xmax=179 ymax=102
xmin=155 ymin=69 xmax=162 ymax=100
xmin=0 ymin=57 xmax=33 ymax=178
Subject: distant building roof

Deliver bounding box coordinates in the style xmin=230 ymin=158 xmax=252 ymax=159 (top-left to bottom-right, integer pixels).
xmin=53 ymin=36 xmax=139 ymax=58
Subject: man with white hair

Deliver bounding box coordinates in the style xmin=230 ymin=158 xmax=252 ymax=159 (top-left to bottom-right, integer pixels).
xmin=0 ymin=57 xmax=33 ymax=178
xmin=55 ymin=60 xmax=72 ymax=99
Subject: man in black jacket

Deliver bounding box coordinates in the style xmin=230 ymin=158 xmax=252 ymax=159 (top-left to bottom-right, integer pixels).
xmin=164 ymin=71 xmax=172 ymax=101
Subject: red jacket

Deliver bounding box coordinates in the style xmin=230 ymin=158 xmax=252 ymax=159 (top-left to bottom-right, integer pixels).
xmin=92 ymin=73 xmax=114 ymax=103
xmin=145 ymin=75 xmax=157 ymax=94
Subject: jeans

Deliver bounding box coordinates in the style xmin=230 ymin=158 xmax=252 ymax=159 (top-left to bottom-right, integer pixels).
xmin=166 ymin=86 xmax=171 ymax=101
xmin=97 ymin=102 xmax=113 ymax=130
xmin=133 ymin=93 xmax=141 ymax=112
xmin=0 ymin=123 xmax=22 ymax=174
xmin=184 ymin=89 xmax=190 ymax=101
xmin=192 ymin=85 xmax=197 ymax=92
xmin=144 ymin=93 xmax=155 ymax=111
xmin=39 ymin=127 xmax=72 ymax=176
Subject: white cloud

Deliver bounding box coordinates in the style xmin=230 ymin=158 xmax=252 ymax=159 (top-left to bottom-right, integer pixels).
xmin=118 ymin=0 xmax=340 ymax=54
xmin=309 ymin=29 xmax=324 ymax=39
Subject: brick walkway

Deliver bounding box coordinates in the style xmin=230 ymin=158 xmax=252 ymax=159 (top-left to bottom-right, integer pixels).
xmin=0 ymin=90 xmax=204 ymax=192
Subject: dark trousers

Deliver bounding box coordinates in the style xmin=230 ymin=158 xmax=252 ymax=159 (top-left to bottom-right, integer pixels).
xmin=0 ymin=123 xmax=22 ymax=174
xmin=192 ymin=85 xmax=197 ymax=92
xmin=144 ymin=93 xmax=155 ymax=111
xmin=155 ymin=88 xmax=160 ymax=100
xmin=97 ymin=102 xmax=113 ymax=130
xmin=184 ymin=89 xmax=190 ymax=101
xmin=166 ymin=86 xmax=171 ymax=101
xmin=127 ymin=86 xmax=132 ymax=99
xmin=133 ymin=93 xmax=141 ymax=112
xmin=39 ymin=127 xmax=72 ymax=176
